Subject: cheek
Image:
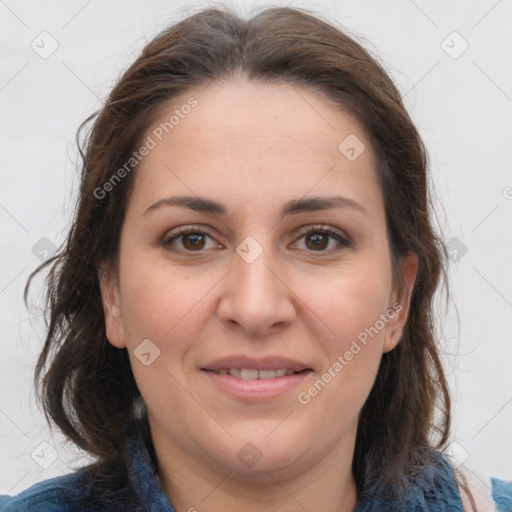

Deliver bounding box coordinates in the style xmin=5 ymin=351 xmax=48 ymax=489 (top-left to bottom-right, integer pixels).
xmin=119 ymin=252 xmax=217 ymax=355
xmin=294 ymin=257 xmax=392 ymax=405
xmin=117 ymin=265 xmax=226 ymax=458
xmin=118 ymin=257 xmax=213 ymax=418
xmin=302 ymin=257 xmax=392 ymax=346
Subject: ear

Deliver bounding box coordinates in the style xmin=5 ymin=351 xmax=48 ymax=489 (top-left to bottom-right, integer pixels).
xmin=98 ymin=264 xmax=128 ymax=349
xmin=383 ymin=252 xmax=419 ymax=353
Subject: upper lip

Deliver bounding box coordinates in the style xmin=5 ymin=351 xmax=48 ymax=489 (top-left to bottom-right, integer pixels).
xmin=201 ymin=356 xmax=311 ymax=372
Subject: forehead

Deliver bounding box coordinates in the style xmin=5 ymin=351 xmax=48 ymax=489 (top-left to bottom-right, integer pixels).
xmin=149 ymin=78 xmax=370 ymax=157
xmin=130 ymin=78 xmax=381 ymax=215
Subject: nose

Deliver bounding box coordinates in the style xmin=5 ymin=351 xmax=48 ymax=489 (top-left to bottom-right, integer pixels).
xmin=217 ymin=244 xmax=296 ymax=337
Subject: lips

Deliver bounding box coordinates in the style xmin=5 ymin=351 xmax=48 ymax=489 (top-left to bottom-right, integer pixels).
xmin=201 ymin=355 xmax=311 ymax=374
xmin=205 ymin=368 xmax=303 ymax=380
xmin=200 ymin=355 xmax=313 ymax=400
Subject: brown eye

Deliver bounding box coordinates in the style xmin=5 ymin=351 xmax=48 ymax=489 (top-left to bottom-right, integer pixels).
xmin=181 ymin=233 xmax=206 ymax=250
xmin=294 ymin=226 xmax=351 ymax=252
xmin=305 ymin=232 xmax=329 ymax=250
xmin=162 ymin=228 xmax=218 ymax=252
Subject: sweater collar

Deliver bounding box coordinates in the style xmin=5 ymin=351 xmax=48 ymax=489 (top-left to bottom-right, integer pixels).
xmin=123 ymin=418 xmax=463 ymax=512
xmin=124 ymin=418 xmax=177 ymax=511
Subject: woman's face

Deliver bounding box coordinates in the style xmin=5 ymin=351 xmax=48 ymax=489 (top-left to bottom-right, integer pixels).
xmin=100 ymin=78 xmax=417 ymax=481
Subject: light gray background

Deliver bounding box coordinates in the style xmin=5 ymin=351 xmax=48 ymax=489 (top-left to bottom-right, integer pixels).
xmin=1 ymin=0 xmax=511 ymax=496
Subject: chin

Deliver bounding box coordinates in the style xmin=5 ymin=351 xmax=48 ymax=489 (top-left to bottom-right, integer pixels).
xmin=210 ymin=434 xmax=311 ymax=482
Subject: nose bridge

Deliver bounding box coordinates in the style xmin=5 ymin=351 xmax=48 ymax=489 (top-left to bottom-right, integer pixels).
xmin=236 ymin=244 xmax=276 ymax=300
xmin=218 ymin=235 xmax=295 ymax=335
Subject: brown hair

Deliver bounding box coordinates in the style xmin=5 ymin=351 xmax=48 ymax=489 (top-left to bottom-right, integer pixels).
xmin=26 ymin=4 xmax=460 ymax=502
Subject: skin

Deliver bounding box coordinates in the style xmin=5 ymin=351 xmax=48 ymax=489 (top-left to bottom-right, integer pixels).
xmin=99 ymin=77 xmax=418 ymax=512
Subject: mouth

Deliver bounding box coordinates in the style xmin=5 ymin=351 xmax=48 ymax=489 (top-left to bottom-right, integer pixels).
xmin=202 ymin=368 xmax=310 ymax=380
xmin=200 ymin=356 xmax=313 ymax=400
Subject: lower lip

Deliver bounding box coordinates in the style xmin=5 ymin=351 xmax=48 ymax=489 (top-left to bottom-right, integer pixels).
xmin=201 ymin=370 xmax=312 ymax=400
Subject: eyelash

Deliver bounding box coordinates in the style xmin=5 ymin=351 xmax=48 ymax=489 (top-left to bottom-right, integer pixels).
xmin=161 ymin=224 xmax=351 ymax=254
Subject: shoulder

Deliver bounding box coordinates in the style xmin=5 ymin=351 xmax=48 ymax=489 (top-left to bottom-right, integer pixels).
xmin=0 ymin=463 xmax=139 ymax=512
xmin=0 ymin=470 xmax=92 ymax=512
xmin=491 ymin=477 xmax=512 ymax=512
xmin=452 ymin=462 xmax=512 ymax=512
xmin=356 ymin=449 xmax=512 ymax=512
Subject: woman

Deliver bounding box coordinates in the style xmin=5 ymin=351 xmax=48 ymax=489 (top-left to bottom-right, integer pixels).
xmin=1 ymin=5 xmax=511 ymax=511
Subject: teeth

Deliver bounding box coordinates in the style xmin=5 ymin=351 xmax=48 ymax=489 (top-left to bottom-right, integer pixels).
xmin=215 ymin=368 xmax=299 ymax=380
xmin=240 ymin=369 xmax=259 ymax=380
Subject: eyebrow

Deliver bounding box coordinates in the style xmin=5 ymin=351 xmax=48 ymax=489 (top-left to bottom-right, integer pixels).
xmin=143 ymin=195 xmax=367 ymax=217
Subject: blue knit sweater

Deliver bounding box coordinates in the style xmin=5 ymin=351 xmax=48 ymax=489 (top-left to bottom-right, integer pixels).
xmin=1 ymin=419 xmax=511 ymax=511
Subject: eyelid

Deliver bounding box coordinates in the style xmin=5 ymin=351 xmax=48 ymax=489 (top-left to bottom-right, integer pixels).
xmin=292 ymin=224 xmax=351 ymax=250
xmin=161 ymin=225 xmax=221 ymax=247
xmin=294 ymin=224 xmax=350 ymax=242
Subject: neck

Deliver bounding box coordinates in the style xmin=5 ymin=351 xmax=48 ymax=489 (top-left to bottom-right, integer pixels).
xmin=150 ymin=421 xmax=359 ymax=512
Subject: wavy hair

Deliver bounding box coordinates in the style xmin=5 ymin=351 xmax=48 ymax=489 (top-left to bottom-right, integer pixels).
xmin=25 ymin=4 xmax=468 ymax=504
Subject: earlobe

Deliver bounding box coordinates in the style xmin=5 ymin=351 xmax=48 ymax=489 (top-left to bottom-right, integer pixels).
xmin=383 ymin=252 xmax=419 ymax=353
xmin=384 ymin=327 xmax=403 ymax=353
xmin=98 ymin=265 xmax=127 ymax=349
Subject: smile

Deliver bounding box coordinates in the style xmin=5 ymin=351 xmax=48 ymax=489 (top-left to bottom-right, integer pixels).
xmin=205 ymin=368 xmax=302 ymax=379
xmin=201 ymin=368 xmax=313 ymax=400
